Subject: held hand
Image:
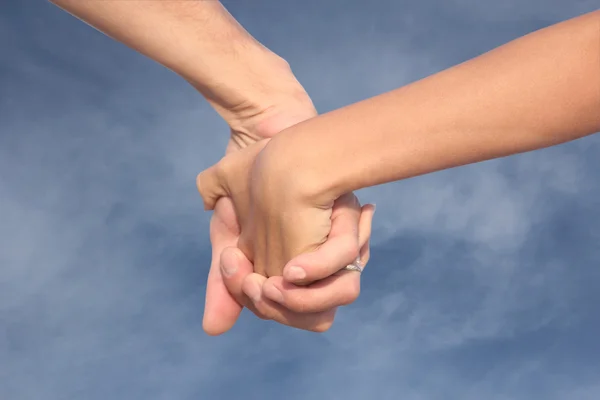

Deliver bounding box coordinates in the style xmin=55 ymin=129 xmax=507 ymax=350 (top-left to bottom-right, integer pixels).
xmin=198 ymin=140 xmax=331 ymax=278
xmin=201 ymin=61 xmax=371 ymax=334
xmin=198 ymin=143 xmax=373 ymax=334
xmin=202 ymin=87 xmax=318 ymax=334
xmin=203 ymin=187 xmax=374 ymax=332
xmin=219 ymin=201 xmax=375 ymax=332
xmin=201 ymin=62 xmax=318 ymax=335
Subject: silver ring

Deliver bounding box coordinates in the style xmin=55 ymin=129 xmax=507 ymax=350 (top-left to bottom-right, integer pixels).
xmin=342 ymin=259 xmax=364 ymax=273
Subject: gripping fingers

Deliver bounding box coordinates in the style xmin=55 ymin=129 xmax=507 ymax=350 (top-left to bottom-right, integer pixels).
xmin=262 ymin=203 xmax=375 ymax=313
xmin=283 ymin=198 xmax=375 ymax=284
xmin=242 ymin=274 xmax=338 ymax=332
xmin=261 ymin=273 xmax=360 ymax=314
xmin=220 ymin=247 xmax=337 ymax=332
xmin=281 ymin=193 xmax=361 ymax=284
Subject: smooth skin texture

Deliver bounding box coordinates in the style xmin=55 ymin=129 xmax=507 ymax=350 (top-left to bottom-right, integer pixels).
xmin=198 ymin=10 xmax=600 ymax=316
xmin=208 ymin=194 xmax=374 ymax=331
xmin=50 ymin=0 xmax=371 ymax=335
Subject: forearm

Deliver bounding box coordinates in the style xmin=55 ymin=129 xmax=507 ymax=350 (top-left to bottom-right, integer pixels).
xmin=50 ymin=0 xmax=298 ymax=121
xmin=268 ymin=10 xmax=600 ymax=203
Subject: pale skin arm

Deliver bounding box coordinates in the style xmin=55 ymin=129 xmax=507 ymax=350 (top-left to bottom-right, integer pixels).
xmin=48 ymin=0 xmax=308 ymax=135
xmin=50 ymin=0 xmax=371 ymax=334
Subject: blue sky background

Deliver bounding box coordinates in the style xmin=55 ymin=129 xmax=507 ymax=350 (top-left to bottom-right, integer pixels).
xmin=1 ymin=1 xmax=599 ymax=399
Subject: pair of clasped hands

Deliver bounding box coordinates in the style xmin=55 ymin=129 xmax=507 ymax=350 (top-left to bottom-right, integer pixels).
xmin=197 ymin=83 xmax=375 ymax=335
xmin=49 ymin=0 xmax=600 ymax=336
xmin=47 ymin=0 xmax=370 ymax=335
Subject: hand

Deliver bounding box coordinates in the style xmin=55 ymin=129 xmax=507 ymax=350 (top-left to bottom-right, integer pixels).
xmin=198 ymin=138 xmax=374 ymax=331
xmin=201 ymin=72 xmax=323 ymax=335
xmin=201 ymin=180 xmax=375 ymax=332
xmin=219 ymin=201 xmax=375 ymax=332
xmin=199 ymin=140 xmax=330 ymax=278
xmin=201 ymin=60 xmax=373 ymax=335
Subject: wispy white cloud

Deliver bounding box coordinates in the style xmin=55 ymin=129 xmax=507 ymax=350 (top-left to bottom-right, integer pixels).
xmin=1 ymin=1 xmax=599 ymax=399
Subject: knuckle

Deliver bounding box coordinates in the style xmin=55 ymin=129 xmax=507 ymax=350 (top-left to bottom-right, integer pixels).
xmin=340 ymin=281 xmax=361 ymax=306
xmin=343 ymin=239 xmax=360 ymax=263
xmin=253 ymin=304 xmax=273 ymax=321
xmin=310 ymin=311 xmax=336 ymax=333
xmin=288 ymin=292 xmax=313 ymax=313
xmin=310 ymin=321 xmax=333 ymax=333
xmin=257 ymin=314 xmax=271 ymax=321
xmin=215 ymin=158 xmax=229 ymax=183
xmin=195 ymin=172 xmax=203 ymax=192
xmin=290 ymin=299 xmax=311 ymax=314
xmin=340 ymin=232 xmax=360 ymax=258
xmin=196 ymin=170 xmax=219 ymax=210
xmin=360 ymin=252 xmax=370 ymax=266
xmin=247 ymin=296 xmax=276 ymax=321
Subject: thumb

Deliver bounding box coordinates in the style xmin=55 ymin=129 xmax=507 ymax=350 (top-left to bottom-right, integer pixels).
xmin=220 ymin=247 xmax=255 ymax=305
xmin=202 ymin=198 xmax=243 ymax=336
xmin=196 ymin=140 xmax=270 ymax=211
xmin=196 ymin=162 xmax=228 ymax=211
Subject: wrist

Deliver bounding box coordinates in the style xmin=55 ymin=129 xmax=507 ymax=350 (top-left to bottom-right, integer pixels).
xmin=185 ymin=46 xmax=309 ymax=128
xmin=257 ymin=129 xmax=340 ymax=209
xmin=258 ymin=100 xmax=392 ymax=203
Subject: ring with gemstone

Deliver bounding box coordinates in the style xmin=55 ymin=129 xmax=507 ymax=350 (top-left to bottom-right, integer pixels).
xmin=341 ymin=259 xmax=363 ymax=273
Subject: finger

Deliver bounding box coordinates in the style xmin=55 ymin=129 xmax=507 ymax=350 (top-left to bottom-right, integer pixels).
xmin=262 ymin=203 xmax=375 ymax=313
xmin=202 ymin=198 xmax=243 ymax=336
xmin=221 ymin=249 xmax=337 ymax=330
xmin=218 ymin=247 xmax=272 ymax=321
xmin=262 ymin=269 xmax=362 ymax=313
xmin=219 ymin=247 xmax=253 ymax=306
xmin=282 ymin=193 xmax=362 ymax=284
xmin=230 ymin=203 xmax=376 ymax=330
xmin=356 ymin=203 xmax=376 ymax=267
xmin=242 ymin=273 xmax=338 ymax=332
xmin=196 ymin=163 xmax=228 ymax=211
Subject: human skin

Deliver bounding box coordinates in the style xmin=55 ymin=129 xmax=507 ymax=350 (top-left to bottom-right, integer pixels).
xmin=197 ymin=10 xmax=600 ymax=317
xmin=49 ymin=0 xmax=371 ymax=334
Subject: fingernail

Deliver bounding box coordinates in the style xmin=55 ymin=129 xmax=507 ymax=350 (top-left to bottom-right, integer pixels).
xmin=263 ymin=284 xmax=284 ymax=304
xmin=245 ymin=280 xmax=262 ymax=302
xmin=371 ymin=203 xmax=377 ymax=213
xmin=285 ymin=266 xmax=306 ymax=281
xmin=220 ymin=253 xmax=238 ymax=278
